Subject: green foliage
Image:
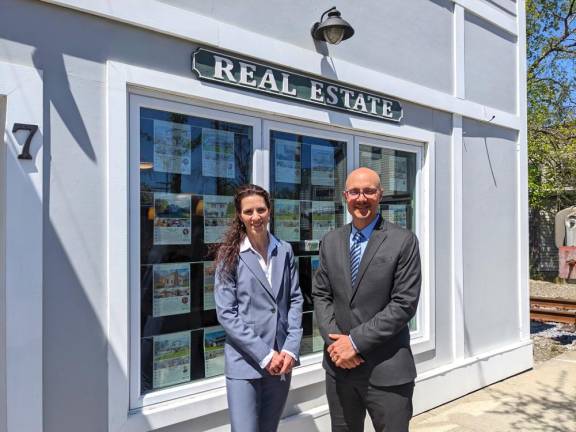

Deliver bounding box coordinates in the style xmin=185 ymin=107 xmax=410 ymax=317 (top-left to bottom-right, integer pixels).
xmin=527 ymin=0 xmax=576 ymax=210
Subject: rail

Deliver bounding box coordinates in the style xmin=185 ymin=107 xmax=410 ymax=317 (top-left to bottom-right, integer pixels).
xmin=530 ymin=296 xmax=576 ymax=325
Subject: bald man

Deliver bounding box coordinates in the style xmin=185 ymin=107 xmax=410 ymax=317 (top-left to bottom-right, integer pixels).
xmin=312 ymin=168 xmax=421 ymax=432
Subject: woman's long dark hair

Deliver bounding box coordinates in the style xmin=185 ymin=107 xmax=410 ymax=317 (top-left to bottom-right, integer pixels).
xmin=213 ymin=184 xmax=271 ymax=280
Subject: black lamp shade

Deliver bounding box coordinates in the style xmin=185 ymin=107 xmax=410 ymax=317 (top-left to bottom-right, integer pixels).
xmin=311 ymin=8 xmax=354 ymax=44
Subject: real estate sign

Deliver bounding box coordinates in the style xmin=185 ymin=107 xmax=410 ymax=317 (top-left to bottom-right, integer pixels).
xmin=192 ymin=48 xmax=403 ymax=123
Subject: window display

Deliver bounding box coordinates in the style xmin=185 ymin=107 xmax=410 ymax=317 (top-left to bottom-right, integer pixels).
xmin=138 ymin=107 xmax=253 ymax=394
xmin=270 ymin=130 xmax=348 ymax=355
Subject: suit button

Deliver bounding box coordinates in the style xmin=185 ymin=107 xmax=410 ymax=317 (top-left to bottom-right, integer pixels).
xmin=271 ymin=308 xmax=276 ymax=313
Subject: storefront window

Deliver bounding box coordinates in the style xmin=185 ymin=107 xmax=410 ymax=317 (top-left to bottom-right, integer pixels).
xmin=131 ymin=100 xmax=424 ymax=402
xmin=269 ymin=130 xmax=348 ymax=355
xmin=138 ymin=107 xmax=252 ymax=393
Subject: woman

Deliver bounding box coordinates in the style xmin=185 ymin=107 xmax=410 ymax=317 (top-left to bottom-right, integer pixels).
xmin=214 ymin=184 xmax=303 ymax=432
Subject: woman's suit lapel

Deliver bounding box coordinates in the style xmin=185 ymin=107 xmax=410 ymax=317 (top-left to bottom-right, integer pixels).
xmin=239 ymin=249 xmax=274 ymax=299
xmin=239 ymin=242 xmax=285 ymax=300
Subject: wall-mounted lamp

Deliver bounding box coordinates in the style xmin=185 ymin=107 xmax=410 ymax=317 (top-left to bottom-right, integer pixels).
xmin=311 ymin=7 xmax=355 ymax=45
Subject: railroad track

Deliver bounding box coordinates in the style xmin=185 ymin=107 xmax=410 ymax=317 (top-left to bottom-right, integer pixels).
xmin=530 ymin=296 xmax=576 ymax=325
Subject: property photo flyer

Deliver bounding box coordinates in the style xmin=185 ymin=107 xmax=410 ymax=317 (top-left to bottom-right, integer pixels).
xmin=304 ymin=240 xmax=320 ymax=252
xmin=201 ymin=128 xmax=235 ymax=179
xmin=203 ymin=261 xmax=216 ymax=311
xmin=152 ymin=263 xmax=191 ymax=317
xmin=203 ymin=195 xmax=235 ymax=243
xmin=152 ymin=331 xmax=191 ymax=389
xmin=390 ymin=156 xmax=408 ymax=193
xmin=274 ymin=199 xmax=301 ymax=242
xmin=153 ymin=119 xmax=192 ymax=174
xmin=311 ymin=201 xmax=336 ymax=240
xmin=203 ymin=326 xmax=226 ymax=378
xmin=274 ymin=139 xmax=301 ymax=184
xmin=311 ymin=145 xmax=335 ymax=186
xmin=153 ymin=193 xmax=192 ymax=245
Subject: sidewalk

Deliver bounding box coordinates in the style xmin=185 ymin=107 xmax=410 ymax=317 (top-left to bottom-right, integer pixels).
xmin=410 ymin=350 xmax=576 ymax=431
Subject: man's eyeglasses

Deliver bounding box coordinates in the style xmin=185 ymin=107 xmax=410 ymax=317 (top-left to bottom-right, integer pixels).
xmin=343 ymin=188 xmax=381 ymax=199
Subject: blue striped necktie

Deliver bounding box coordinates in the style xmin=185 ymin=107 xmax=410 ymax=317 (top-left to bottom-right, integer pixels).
xmin=350 ymin=231 xmax=364 ymax=286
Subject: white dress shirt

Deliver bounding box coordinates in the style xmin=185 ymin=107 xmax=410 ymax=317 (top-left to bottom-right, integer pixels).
xmin=240 ymin=233 xmax=297 ymax=369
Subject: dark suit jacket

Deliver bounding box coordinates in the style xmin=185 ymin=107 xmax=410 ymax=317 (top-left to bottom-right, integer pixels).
xmin=312 ymin=218 xmax=421 ymax=386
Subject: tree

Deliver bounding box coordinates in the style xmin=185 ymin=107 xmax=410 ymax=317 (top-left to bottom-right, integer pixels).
xmin=527 ymin=0 xmax=576 ymax=211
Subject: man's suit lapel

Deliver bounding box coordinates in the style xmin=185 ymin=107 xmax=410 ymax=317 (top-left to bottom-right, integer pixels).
xmin=350 ymin=219 xmax=388 ymax=303
xmin=339 ymin=225 xmax=353 ymax=302
xmin=239 ymin=249 xmax=275 ymax=299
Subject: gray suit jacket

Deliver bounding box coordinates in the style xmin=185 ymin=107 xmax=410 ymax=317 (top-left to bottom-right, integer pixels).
xmin=312 ymin=218 xmax=421 ymax=386
xmin=215 ymin=239 xmax=303 ymax=379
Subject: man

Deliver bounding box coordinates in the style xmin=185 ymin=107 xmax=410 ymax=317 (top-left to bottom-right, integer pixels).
xmin=312 ymin=167 xmax=421 ymax=432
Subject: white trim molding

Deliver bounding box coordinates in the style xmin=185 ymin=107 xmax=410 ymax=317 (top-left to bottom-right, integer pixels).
xmin=43 ymin=0 xmax=521 ymax=131
xmin=0 ymin=61 xmax=44 ymax=432
xmin=451 ymin=114 xmax=465 ymax=362
xmin=516 ymin=0 xmax=530 ymax=342
xmin=277 ymin=340 xmax=533 ymax=432
xmin=453 ymin=0 xmax=517 ymax=35
xmin=414 ymin=340 xmax=533 ymax=414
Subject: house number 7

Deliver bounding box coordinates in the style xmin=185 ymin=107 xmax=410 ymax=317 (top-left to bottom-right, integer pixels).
xmin=12 ymin=123 xmax=39 ymax=160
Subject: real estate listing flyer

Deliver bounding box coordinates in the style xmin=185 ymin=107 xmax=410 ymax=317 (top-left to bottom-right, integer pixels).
xmin=153 ymin=192 xmax=192 ymax=245
xmin=152 ymin=263 xmax=191 ymax=317
xmin=153 ymin=119 xmax=192 ymax=175
xmin=203 ymin=326 xmax=226 ymax=378
xmin=152 ymin=331 xmax=191 ymax=389
xmin=201 ymin=128 xmax=235 ymax=179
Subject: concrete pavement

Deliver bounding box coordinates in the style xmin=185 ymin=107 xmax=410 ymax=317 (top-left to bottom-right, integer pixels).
xmin=410 ymin=350 xmax=576 ymax=431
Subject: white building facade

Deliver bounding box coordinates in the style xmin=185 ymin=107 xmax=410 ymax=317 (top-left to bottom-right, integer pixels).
xmin=0 ymin=1 xmax=531 ymax=431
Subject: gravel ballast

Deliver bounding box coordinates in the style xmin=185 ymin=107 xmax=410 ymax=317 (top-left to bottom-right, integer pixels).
xmin=530 ymin=280 xmax=576 ymax=365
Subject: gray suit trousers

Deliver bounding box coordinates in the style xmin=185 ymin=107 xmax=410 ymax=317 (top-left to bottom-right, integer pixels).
xmin=226 ymin=375 xmax=291 ymax=432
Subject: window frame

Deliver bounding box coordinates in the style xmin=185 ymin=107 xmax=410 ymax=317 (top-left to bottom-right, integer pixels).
xmin=128 ymin=98 xmax=433 ymax=408
xmin=128 ymin=95 xmax=263 ymax=409
xmin=353 ymin=135 xmax=432 ymax=346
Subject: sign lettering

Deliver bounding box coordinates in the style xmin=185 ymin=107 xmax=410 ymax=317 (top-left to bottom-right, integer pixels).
xmin=192 ymin=48 xmax=403 ymax=123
